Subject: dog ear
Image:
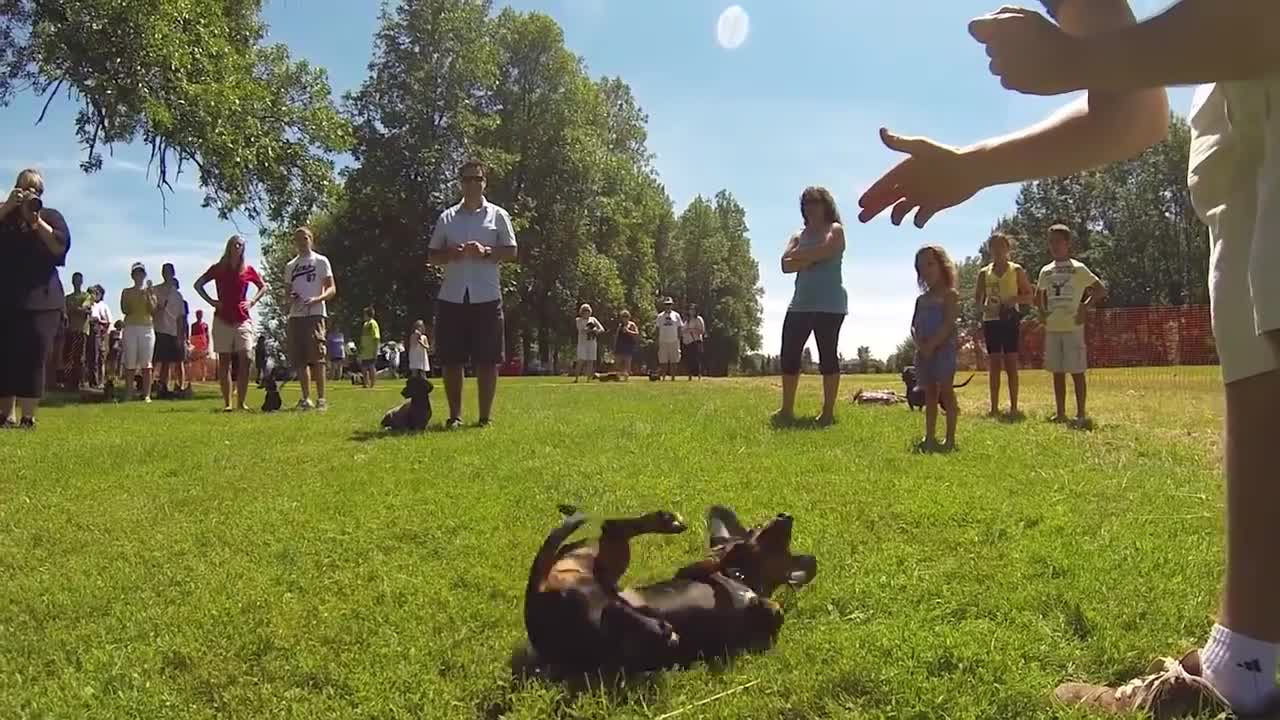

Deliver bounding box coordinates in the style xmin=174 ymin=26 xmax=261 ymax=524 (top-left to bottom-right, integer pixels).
xmin=707 ymin=505 xmax=749 ymax=547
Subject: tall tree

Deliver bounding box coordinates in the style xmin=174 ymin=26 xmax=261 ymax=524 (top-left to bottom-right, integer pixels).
xmin=0 ymin=0 xmax=351 ymax=226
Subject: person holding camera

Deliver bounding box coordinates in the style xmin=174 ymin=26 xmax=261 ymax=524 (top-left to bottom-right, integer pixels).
xmin=574 ymin=303 xmax=603 ymax=382
xmin=120 ymin=263 xmax=158 ymax=402
xmin=0 ymin=169 xmax=71 ymax=429
xmin=974 ymin=232 xmax=1033 ymax=417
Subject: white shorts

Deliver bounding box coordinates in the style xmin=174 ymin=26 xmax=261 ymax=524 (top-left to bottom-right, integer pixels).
xmin=122 ymin=325 xmax=156 ymax=371
xmin=1044 ymin=329 xmax=1086 ymax=375
xmin=1189 ymin=80 xmax=1280 ymax=385
xmin=577 ymin=340 xmax=597 ymax=362
xmin=212 ymin=317 xmax=255 ymax=355
xmin=658 ymin=341 xmax=681 ymax=365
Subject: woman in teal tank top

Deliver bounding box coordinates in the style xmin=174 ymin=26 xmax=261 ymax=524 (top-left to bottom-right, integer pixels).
xmin=776 ymin=186 xmax=848 ymax=425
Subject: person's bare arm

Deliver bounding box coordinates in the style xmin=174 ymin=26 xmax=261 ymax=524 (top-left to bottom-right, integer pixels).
xmin=1078 ymin=1 xmax=1280 ymax=90
xmin=1015 ymin=268 xmax=1036 ymax=306
xmin=309 ymin=275 xmax=336 ymax=306
xmin=788 ymin=224 xmax=847 ymax=263
xmin=925 ymin=292 xmax=961 ymax=348
xmin=780 ymin=234 xmax=807 ymax=274
xmin=859 ymin=0 xmax=1168 ymax=228
xmin=486 ymin=245 xmax=518 ymax=263
xmin=975 ymin=269 xmax=988 ymax=309
xmin=28 ymin=209 xmax=69 ymax=257
xmin=119 ymin=290 xmax=129 ymax=318
xmin=248 ymin=278 xmax=268 ymax=309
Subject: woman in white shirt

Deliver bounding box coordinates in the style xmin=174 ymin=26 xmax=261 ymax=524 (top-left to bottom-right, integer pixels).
xmin=574 ymin=303 xmax=603 ymax=382
xmin=88 ymin=285 xmax=112 ymax=387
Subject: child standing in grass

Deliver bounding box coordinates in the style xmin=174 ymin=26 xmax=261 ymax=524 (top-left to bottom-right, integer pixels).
xmin=911 ymin=245 xmax=960 ymax=452
xmin=574 ymin=303 xmax=603 ymax=382
xmin=409 ymin=319 xmax=430 ymax=379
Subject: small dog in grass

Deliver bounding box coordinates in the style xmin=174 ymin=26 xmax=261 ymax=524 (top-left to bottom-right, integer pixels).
xmin=593 ymin=372 xmax=622 ymax=383
xmin=261 ymin=374 xmax=284 ymax=412
xmin=902 ymin=367 xmax=974 ymax=412
xmin=381 ymin=375 xmax=433 ymax=431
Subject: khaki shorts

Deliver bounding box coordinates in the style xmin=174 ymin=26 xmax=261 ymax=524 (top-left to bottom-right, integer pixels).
xmin=657 ymin=341 xmax=681 ymax=365
xmin=212 ymin=317 xmax=255 ymax=355
xmin=1044 ymin=329 xmax=1086 ymax=375
xmin=288 ymin=315 xmax=327 ymax=367
xmin=1189 ymin=80 xmax=1280 ymax=384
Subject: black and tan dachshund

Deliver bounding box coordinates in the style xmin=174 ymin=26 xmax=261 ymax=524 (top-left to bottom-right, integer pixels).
xmin=902 ymin=366 xmax=975 ymax=412
xmin=523 ymin=505 xmax=817 ymax=673
xmin=381 ymin=375 xmax=433 ymax=431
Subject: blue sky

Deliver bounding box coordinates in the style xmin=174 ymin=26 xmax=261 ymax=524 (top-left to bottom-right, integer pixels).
xmin=3 ymin=0 xmax=1192 ymax=358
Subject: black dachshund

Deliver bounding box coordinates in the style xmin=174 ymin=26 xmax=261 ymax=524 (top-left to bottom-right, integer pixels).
xmin=901 ymin=366 xmax=974 ymax=412
xmin=381 ymin=375 xmax=433 ymax=431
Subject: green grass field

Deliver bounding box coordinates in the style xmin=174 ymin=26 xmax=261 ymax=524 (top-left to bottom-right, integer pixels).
xmin=1 ymin=367 xmax=1230 ymax=719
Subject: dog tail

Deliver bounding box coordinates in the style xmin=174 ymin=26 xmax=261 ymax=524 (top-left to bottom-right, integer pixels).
xmin=953 ymin=373 xmax=976 ymax=389
xmin=526 ymin=507 xmax=589 ymax=598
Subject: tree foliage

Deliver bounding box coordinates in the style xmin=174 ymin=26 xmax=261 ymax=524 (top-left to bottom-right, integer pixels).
xmin=0 ymin=0 xmax=352 ymax=226
xmin=283 ymin=0 xmax=762 ymax=373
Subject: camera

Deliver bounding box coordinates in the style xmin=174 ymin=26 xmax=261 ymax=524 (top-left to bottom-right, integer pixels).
xmin=24 ymin=195 xmax=41 ymax=214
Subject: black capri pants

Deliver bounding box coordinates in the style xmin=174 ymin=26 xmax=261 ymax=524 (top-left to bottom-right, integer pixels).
xmin=780 ymin=311 xmax=845 ymax=376
xmin=0 ymin=307 xmax=62 ymax=398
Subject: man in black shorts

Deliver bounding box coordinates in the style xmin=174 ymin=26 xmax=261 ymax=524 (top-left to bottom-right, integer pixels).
xmin=427 ymin=160 xmax=518 ymax=429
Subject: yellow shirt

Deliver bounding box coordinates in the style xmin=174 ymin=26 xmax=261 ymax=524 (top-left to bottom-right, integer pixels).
xmin=980 ymin=261 xmax=1023 ymax=322
xmin=1037 ymin=259 xmax=1101 ymax=333
xmin=122 ymin=287 xmax=153 ymax=327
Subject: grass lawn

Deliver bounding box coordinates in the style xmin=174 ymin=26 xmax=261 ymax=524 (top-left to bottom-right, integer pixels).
xmin=1 ymin=367 xmax=1229 ymax=719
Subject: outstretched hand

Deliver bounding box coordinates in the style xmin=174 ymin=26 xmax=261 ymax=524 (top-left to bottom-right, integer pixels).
xmin=857 ymin=128 xmax=984 ymax=228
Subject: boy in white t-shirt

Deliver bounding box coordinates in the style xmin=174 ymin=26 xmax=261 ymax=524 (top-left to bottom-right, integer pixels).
xmin=283 ymin=227 xmax=337 ymax=410
xmin=1035 ymin=224 xmax=1106 ymax=425
xmin=655 ymin=297 xmax=683 ymax=381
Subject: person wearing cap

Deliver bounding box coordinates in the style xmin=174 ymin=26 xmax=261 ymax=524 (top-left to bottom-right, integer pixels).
xmin=0 ymin=168 xmax=71 ymax=429
xmin=120 ymin=262 xmax=158 ymax=402
xmin=654 ymin=297 xmax=684 ymax=381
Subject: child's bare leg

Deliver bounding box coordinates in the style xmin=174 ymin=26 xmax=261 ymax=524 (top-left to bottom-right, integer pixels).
xmin=1004 ymin=354 xmax=1021 ymax=414
xmin=924 ymin=384 xmax=940 ymax=446
xmin=942 ymin=387 xmax=958 ymax=446
xmin=1072 ymin=372 xmax=1088 ymax=419
xmin=1052 ymin=372 xmax=1067 ymax=419
xmin=987 ymin=354 xmax=1002 ymax=413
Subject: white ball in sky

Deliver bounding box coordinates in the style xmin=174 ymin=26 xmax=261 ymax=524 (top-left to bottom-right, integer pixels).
xmin=716 ymin=5 xmax=750 ymax=50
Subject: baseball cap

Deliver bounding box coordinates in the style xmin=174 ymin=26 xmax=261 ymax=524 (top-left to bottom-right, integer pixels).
xmin=662 ymin=296 xmax=674 ymax=305
xmin=130 ymin=262 xmax=146 ymax=274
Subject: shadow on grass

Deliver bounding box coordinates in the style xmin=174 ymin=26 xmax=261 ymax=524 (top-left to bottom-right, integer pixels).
xmin=504 ymin=640 xmax=768 ymax=712
xmin=994 ymin=411 xmax=1028 ymax=425
xmin=768 ymin=415 xmax=835 ymax=432
xmin=349 ymin=425 xmax=452 ymax=443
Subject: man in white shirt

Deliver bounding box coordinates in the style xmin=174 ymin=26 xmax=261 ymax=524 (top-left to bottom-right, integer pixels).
xmin=681 ymin=302 xmax=708 ymax=380
xmin=152 ymin=263 xmax=187 ymax=398
xmin=284 ymin=226 xmax=337 ymax=411
xmin=654 ymin=297 xmax=683 ymax=381
xmin=427 ymin=159 xmax=518 ymax=429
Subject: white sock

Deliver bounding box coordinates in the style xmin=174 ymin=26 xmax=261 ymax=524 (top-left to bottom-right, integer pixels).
xmin=1202 ymin=624 xmax=1279 ymax=713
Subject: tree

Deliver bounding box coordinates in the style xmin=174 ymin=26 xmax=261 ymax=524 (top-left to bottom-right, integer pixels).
xmin=0 ymin=0 xmax=351 ymax=227
xmin=856 ymin=345 xmax=873 ymax=373
xmin=887 ymin=336 xmax=916 ymax=372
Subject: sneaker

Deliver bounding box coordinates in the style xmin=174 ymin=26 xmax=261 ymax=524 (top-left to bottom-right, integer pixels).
xmin=17 ymin=417 xmax=35 ymax=430
xmin=296 ymin=399 xmax=313 ymax=411
xmin=0 ymin=417 xmax=16 ymax=430
xmin=143 ymin=396 xmax=152 ymax=404
xmin=477 ymin=418 xmax=492 ymax=428
xmin=445 ymin=417 xmax=463 ymax=430
xmin=316 ymin=399 xmax=328 ymax=412
xmin=1053 ymin=651 xmax=1231 ymax=719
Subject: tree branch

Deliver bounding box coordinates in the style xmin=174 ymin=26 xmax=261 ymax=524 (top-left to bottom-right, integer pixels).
xmin=35 ymin=77 xmax=63 ymax=125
